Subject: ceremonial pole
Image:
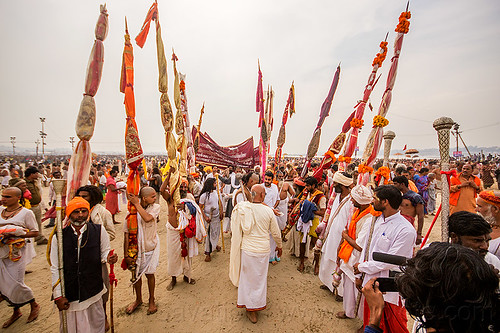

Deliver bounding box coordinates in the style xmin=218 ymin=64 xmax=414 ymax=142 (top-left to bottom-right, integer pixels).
xmin=433 ymin=117 xmax=454 ymax=241
xmin=53 ymin=179 xmax=68 ymax=333
xmin=377 ymin=130 xmax=395 ymax=185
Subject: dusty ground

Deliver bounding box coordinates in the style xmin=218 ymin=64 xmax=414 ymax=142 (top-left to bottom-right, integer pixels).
xmin=1 ymin=187 xmax=447 ymax=332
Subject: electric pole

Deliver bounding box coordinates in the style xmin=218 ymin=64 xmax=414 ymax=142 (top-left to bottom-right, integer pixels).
xmin=10 ymin=136 xmax=16 ymax=155
xmin=35 ymin=139 xmax=40 ymax=158
xmin=39 ymin=117 xmax=47 ymax=158
xmin=69 ymin=136 xmax=75 ymax=151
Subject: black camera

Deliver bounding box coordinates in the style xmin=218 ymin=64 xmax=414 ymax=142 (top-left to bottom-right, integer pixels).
xmin=372 ymin=252 xmax=408 ymax=293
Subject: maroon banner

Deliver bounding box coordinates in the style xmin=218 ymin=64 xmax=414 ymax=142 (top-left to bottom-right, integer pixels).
xmin=192 ymin=127 xmax=256 ymax=168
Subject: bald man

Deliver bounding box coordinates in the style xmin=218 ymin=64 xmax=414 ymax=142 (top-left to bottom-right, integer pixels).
xmin=0 ymin=187 xmax=40 ymax=328
xmin=124 ymin=187 xmax=161 ymax=315
xmin=229 ymin=184 xmax=283 ymax=323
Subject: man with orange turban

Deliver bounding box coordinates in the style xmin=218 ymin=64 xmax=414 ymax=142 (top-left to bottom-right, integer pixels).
xmin=476 ymin=190 xmax=500 ymax=260
xmin=50 ymin=197 xmax=118 ymax=332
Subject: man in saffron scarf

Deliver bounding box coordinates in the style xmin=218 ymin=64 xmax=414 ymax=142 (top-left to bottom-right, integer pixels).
xmin=336 ymin=185 xmax=377 ymax=320
xmin=450 ymin=163 xmax=482 ymax=215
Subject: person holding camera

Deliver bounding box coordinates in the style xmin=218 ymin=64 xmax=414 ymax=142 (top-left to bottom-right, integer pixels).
xmin=353 ymin=185 xmax=416 ymax=332
xmin=362 ymin=242 xmax=499 ymax=333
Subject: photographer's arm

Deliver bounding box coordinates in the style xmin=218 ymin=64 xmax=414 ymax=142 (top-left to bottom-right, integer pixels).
xmin=362 ymin=278 xmax=384 ymax=333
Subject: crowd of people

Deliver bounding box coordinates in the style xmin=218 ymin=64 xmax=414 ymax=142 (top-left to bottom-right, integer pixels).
xmin=0 ymin=154 xmax=499 ymax=332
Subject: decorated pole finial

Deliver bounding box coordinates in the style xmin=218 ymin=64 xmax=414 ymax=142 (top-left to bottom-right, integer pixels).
xmin=433 ymin=117 xmax=454 ymax=241
xmin=382 ymin=130 xmax=396 ymax=167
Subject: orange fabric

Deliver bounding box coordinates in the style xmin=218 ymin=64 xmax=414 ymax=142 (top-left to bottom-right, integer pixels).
xmin=408 ymin=180 xmax=418 ymax=193
xmin=449 ymin=173 xmax=481 ymax=206
xmin=479 ymin=190 xmax=500 ymax=208
xmin=66 ymin=197 xmax=90 ymax=217
xmin=135 ymin=2 xmax=158 ymax=48
xmin=338 ymin=206 xmax=380 ymax=262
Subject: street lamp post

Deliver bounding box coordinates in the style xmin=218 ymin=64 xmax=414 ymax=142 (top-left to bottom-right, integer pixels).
xmin=40 ymin=117 xmax=47 ymax=158
xmin=10 ymin=136 xmax=16 ymax=155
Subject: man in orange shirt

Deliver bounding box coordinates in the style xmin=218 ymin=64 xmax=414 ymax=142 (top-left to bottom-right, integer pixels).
xmin=449 ymin=163 xmax=482 ymax=215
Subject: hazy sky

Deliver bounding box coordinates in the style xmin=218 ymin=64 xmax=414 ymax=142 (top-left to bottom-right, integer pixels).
xmin=1 ymin=0 xmax=499 ymax=156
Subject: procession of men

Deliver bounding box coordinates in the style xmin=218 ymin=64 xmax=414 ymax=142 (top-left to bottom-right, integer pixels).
xmin=0 ymin=157 xmax=499 ymax=332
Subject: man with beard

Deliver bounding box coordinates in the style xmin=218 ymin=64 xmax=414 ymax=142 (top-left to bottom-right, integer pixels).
xmin=449 ymin=211 xmax=500 ymax=270
xmin=317 ymin=172 xmax=354 ymax=295
xmin=162 ymin=178 xmax=206 ymax=291
xmin=263 ymin=171 xmax=281 ymax=264
xmin=392 ymin=176 xmax=424 ymax=244
xmin=354 ymin=185 xmax=416 ymax=333
xmin=51 ymin=197 xmax=118 ymax=332
xmin=336 ymin=185 xmax=378 ymax=320
xmin=476 ymin=190 xmax=500 ymax=259
xmin=198 ymin=178 xmax=222 ymax=262
xmin=450 ymin=163 xmax=482 ymax=214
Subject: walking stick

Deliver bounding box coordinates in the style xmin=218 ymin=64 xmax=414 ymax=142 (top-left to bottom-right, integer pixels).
xmin=52 ymin=179 xmax=68 ymax=333
xmin=215 ymin=175 xmax=225 ymax=252
xmin=108 ymin=249 xmax=118 ymax=333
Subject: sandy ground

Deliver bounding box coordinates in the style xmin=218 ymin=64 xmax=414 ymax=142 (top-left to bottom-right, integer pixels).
xmin=1 ymin=188 xmax=447 ymax=332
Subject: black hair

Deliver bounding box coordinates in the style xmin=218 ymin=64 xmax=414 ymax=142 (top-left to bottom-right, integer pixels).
xmin=304 ymin=176 xmax=318 ymax=187
xmin=200 ymin=177 xmax=216 ymax=199
xmin=397 ymin=242 xmax=499 ymax=333
xmin=374 ymin=185 xmax=402 ymax=209
xmin=331 ymin=164 xmax=339 ymax=172
xmin=448 ymin=211 xmax=492 ymax=237
xmin=419 ymin=167 xmax=429 ymax=173
xmin=395 ymin=166 xmax=407 ymax=175
xmin=393 ymin=175 xmax=409 ymax=187
xmin=241 ymin=171 xmax=260 ymax=185
xmin=75 ymin=185 xmax=104 ymax=208
xmin=264 ymin=170 xmax=274 ymax=179
xmin=24 ymin=166 xmax=39 ymax=178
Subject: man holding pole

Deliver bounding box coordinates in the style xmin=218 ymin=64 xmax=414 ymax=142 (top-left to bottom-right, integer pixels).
xmin=50 ymin=197 xmax=117 ymax=332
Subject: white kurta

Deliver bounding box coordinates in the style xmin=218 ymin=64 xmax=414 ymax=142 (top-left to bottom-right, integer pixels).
xmin=357 ymin=212 xmax=416 ymax=306
xmin=318 ymin=195 xmax=353 ymax=292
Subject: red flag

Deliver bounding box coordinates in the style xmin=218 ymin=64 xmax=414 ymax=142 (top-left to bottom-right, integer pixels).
xmin=403 ymin=144 xmax=407 ymax=151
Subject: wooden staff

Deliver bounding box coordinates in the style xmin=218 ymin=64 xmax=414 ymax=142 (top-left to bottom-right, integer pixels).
xmin=108 ymin=249 xmax=118 ymax=333
xmin=52 ymin=179 xmax=68 ymax=333
xmin=215 ymin=174 xmax=225 ymax=252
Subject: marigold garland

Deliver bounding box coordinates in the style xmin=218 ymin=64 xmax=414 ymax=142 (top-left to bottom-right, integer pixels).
xmin=358 ymin=164 xmax=374 ymax=174
xmin=180 ymin=80 xmax=186 ymax=91
xmin=395 ymin=11 xmax=411 ymax=34
xmin=372 ymin=41 xmax=389 ymax=67
xmin=373 ymin=115 xmax=389 ymax=127
xmin=338 ymin=155 xmax=352 ymax=164
xmin=324 ymin=150 xmax=337 ymax=162
xmin=375 ymin=166 xmax=391 ymax=184
xmin=350 ymin=118 xmax=364 ymax=129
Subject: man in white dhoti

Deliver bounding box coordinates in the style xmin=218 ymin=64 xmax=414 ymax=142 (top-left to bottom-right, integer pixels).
xmin=199 ymin=178 xmax=223 ymax=262
xmin=336 ymin=185 xmax=376 ymax=319
xmin=124 ymin=187 xmax=161 ymax=315
xmin=162 ymin=179 xmax=206 ymax=291
xmin=51 ymin=197 xmax=117 ymax=333
xmin=0 ymin=187 xmax=40 ymax=328
xmin=317 ymin=172 xmax=354 ymax=297
xmin=229 ymin=184 xmax=283 ymax=323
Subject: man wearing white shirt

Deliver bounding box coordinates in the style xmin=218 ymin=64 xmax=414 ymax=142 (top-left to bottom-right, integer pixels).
xmin=354 ymin=185 xmax=416 ymax=333
xmin=51 ymin=197 xmax=117 ymax=333
xmin=263 ymin=171 xmax=280 ymax=264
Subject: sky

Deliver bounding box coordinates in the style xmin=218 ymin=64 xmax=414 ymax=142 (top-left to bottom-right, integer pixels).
xmin=1 ymin=0 xmax=499 ymax=156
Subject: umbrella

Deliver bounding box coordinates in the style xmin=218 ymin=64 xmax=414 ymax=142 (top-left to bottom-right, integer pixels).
xmin=121 ymin=19 xmax=144 ymax=283
xmin=405 ymin=148 xmax=419 ymax=154
xmin=394 ymin=152 xmax=403 ymax=156
xmin=66 ymin=5 xmax=108 ymax=201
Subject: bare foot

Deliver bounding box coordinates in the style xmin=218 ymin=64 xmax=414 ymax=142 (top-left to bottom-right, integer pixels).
xmin=204 ymin=255 xmax=211 ymax=262
xmin=246 ymin=310 xmax=258 ymax=323
xmin=26 ymin=302 xmax=40 ymax=323
xmin=297 ymin=261 xmax=305 ymax=273
xmin=125 ymin=300 xmax=142 ymax=315
xmin=183 ymin=276 xmax=196 ymax=285
xmin=3 ymin=311 xmax=22 ymax=328
xmin=216 ymin=245 xmax=221 ymax=252
xmin=167 ymin=278 xmax=176 ymax=291
xmin=335 ymin=311 xmax=350 ymax=319
xmin=270 ymin=260 xmax=278 ymax=266
xmin=147 ymin=302 xmax=157 ymax=315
